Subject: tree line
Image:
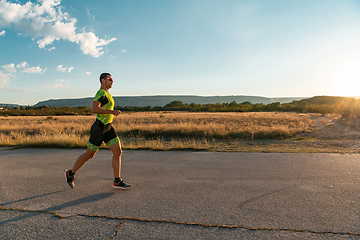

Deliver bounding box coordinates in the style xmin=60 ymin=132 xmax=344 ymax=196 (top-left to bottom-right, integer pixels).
xmin=1 ymin=96 xmax=359 ymax=117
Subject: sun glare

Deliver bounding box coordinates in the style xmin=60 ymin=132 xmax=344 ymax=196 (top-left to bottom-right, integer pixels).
xmin=333 ymin=64 xmax=360 ymax=97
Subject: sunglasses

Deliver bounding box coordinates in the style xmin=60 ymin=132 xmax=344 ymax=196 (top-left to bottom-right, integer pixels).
xmin=106 ymin=77 xmax=113 ymax=81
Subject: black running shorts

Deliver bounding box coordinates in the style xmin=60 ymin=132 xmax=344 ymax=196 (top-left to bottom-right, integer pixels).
xmin=87 ymin=119 xmax=120 ymax=151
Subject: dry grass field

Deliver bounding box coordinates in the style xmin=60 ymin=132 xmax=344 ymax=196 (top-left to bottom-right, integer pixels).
xmin=1 ymin=111 xmax=358 ymax=152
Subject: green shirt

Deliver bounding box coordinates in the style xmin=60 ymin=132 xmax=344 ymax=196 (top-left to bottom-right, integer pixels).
xmin=93 ymin=89 xmax=115 ymax=125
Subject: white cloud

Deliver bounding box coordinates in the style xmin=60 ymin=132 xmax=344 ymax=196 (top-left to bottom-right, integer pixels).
xmin=86 ymin=8 xmax=95 ymax=19
xmin=23 ymin=66 xmax=45 ymax=73
xmin=0 ymin=71 xmax=24 ymax=92
xmin=56 ymin=65 xmax=66 ymax=72
xmin=121 ymin=50 xmax=126 ymax=53
xmin=1 ymin=64 xmax=38 ymax=92
xmin=0 ymin=71 xmax=12 ymax=88
xmin=66 ymin=89 xmax=82 ymax=93
xmin=42 ymin=83 xmax=69 ymax=89
xmin=16 ymin=61 xmax=46 ymax=74
xmin=55 ymin=79 xmax=70 ymax=83
xmin=85 ymin=71 xmax=91 ymax=75
xmin=2 ymin=63 xmax=16 ymax=73
xmin=0 ymin=30 xmax=5 ymax=36
xmin=0 ymin=0 xmax=116 ymax=57
xmin=48 ymin=46 xmax=55 ymax=51
xmin=2 ymin=87 xmax=28 ymax=92
xmin=16 ymin=62 xmax=27 ymax=69
xmin=76 ymin=31 xmax=116 ymax=57
xmin=56 ymin=65 xmax=73 ymax=72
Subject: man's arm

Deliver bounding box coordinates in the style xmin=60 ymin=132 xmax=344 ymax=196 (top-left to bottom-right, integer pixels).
xmin=91 ymin=101 xmax=121 ymax=116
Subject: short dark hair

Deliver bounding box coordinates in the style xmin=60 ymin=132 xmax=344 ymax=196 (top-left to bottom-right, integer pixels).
xmin=99 ymin=73 xmax=111 ymax=83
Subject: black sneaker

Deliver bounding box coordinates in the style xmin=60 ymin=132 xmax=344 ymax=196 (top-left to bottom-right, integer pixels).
xmin=64 ymin=170 xmax=75 ymax=188
xmin=113 ymin=179 xmax=131 ymax=189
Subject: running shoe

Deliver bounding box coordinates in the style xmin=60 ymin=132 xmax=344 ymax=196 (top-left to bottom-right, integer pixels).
xmin=64 ymin=170 xmax=75 ymax=188
xmin=113 ymin=179 xmax=131 ymax=189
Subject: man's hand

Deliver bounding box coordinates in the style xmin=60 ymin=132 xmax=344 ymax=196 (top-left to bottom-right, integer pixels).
xmin=92 ymin=101 xmax=121 ymax=116
xmin=113 ymin=110 xmax=121 ymax=116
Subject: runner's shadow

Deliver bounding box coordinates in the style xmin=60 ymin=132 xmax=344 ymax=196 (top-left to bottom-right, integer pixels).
xmin=47 ymin=192 xmax=115 ymax=212
xmin=1 ymin=190 xmax=66 ymax=206
xmin=0 ymin=192 xmax=114 ymax=225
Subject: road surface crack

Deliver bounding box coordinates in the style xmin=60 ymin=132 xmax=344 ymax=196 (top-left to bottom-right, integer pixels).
xmin=1 ymin=206 xmax=359 ymax=237
xmin=109 ymin=219 xmax=127 ymax=240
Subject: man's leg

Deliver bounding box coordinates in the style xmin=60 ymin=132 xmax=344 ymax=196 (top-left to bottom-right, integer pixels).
xmin=65 ymin=120 xmax=100 ymax=188
xmin=108 ymin=141 xmax=131 ymax=189
xmin=108 ymin=142 xmax=122 ymax=178
xmin=71 ymin=147 xmax=97 ymax=174
xmin=65 ymin=147 xmax=97 ymax=188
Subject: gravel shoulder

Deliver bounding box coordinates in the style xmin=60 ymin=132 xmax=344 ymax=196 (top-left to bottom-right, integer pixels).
xmin=260 ymin=115 xmax=360 ymax=153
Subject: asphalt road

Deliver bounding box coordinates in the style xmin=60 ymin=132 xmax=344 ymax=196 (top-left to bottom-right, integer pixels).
xmin=0 ymin=148 xmax=359 ymax=239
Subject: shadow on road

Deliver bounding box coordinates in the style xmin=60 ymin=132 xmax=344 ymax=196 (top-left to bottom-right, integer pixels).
xmin=1 ymin=190 xmax=66 ymax=206
xmin=0 ymin=192 xmax=114 ymax=225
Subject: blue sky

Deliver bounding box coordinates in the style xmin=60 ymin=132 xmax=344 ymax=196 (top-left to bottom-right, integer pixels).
xmin=1 ymin=0 xmax=360 ymax=105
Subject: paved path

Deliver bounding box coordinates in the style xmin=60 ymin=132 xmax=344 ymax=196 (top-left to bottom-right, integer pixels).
xmin=0 ymin=148 xmax=359 ymax=239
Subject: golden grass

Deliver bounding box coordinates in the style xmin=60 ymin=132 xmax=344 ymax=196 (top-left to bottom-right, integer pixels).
xmin=0 ymin=112 xmax=318 ymax=151
xmin=115 ymin=112 xmax=316 ymax=139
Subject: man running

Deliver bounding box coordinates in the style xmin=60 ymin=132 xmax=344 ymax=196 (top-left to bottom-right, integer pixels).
xmin=64 ymin=73 xmax=131 ymax=189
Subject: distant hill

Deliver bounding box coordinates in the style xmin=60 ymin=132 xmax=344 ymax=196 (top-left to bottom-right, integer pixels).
xmin=34 ymin=95 xmax=305 ymax=107
xmin=0 ymin=103 xmax=21 ymax=107
xmin=295 ymin=96 xmax=357 ymax=105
